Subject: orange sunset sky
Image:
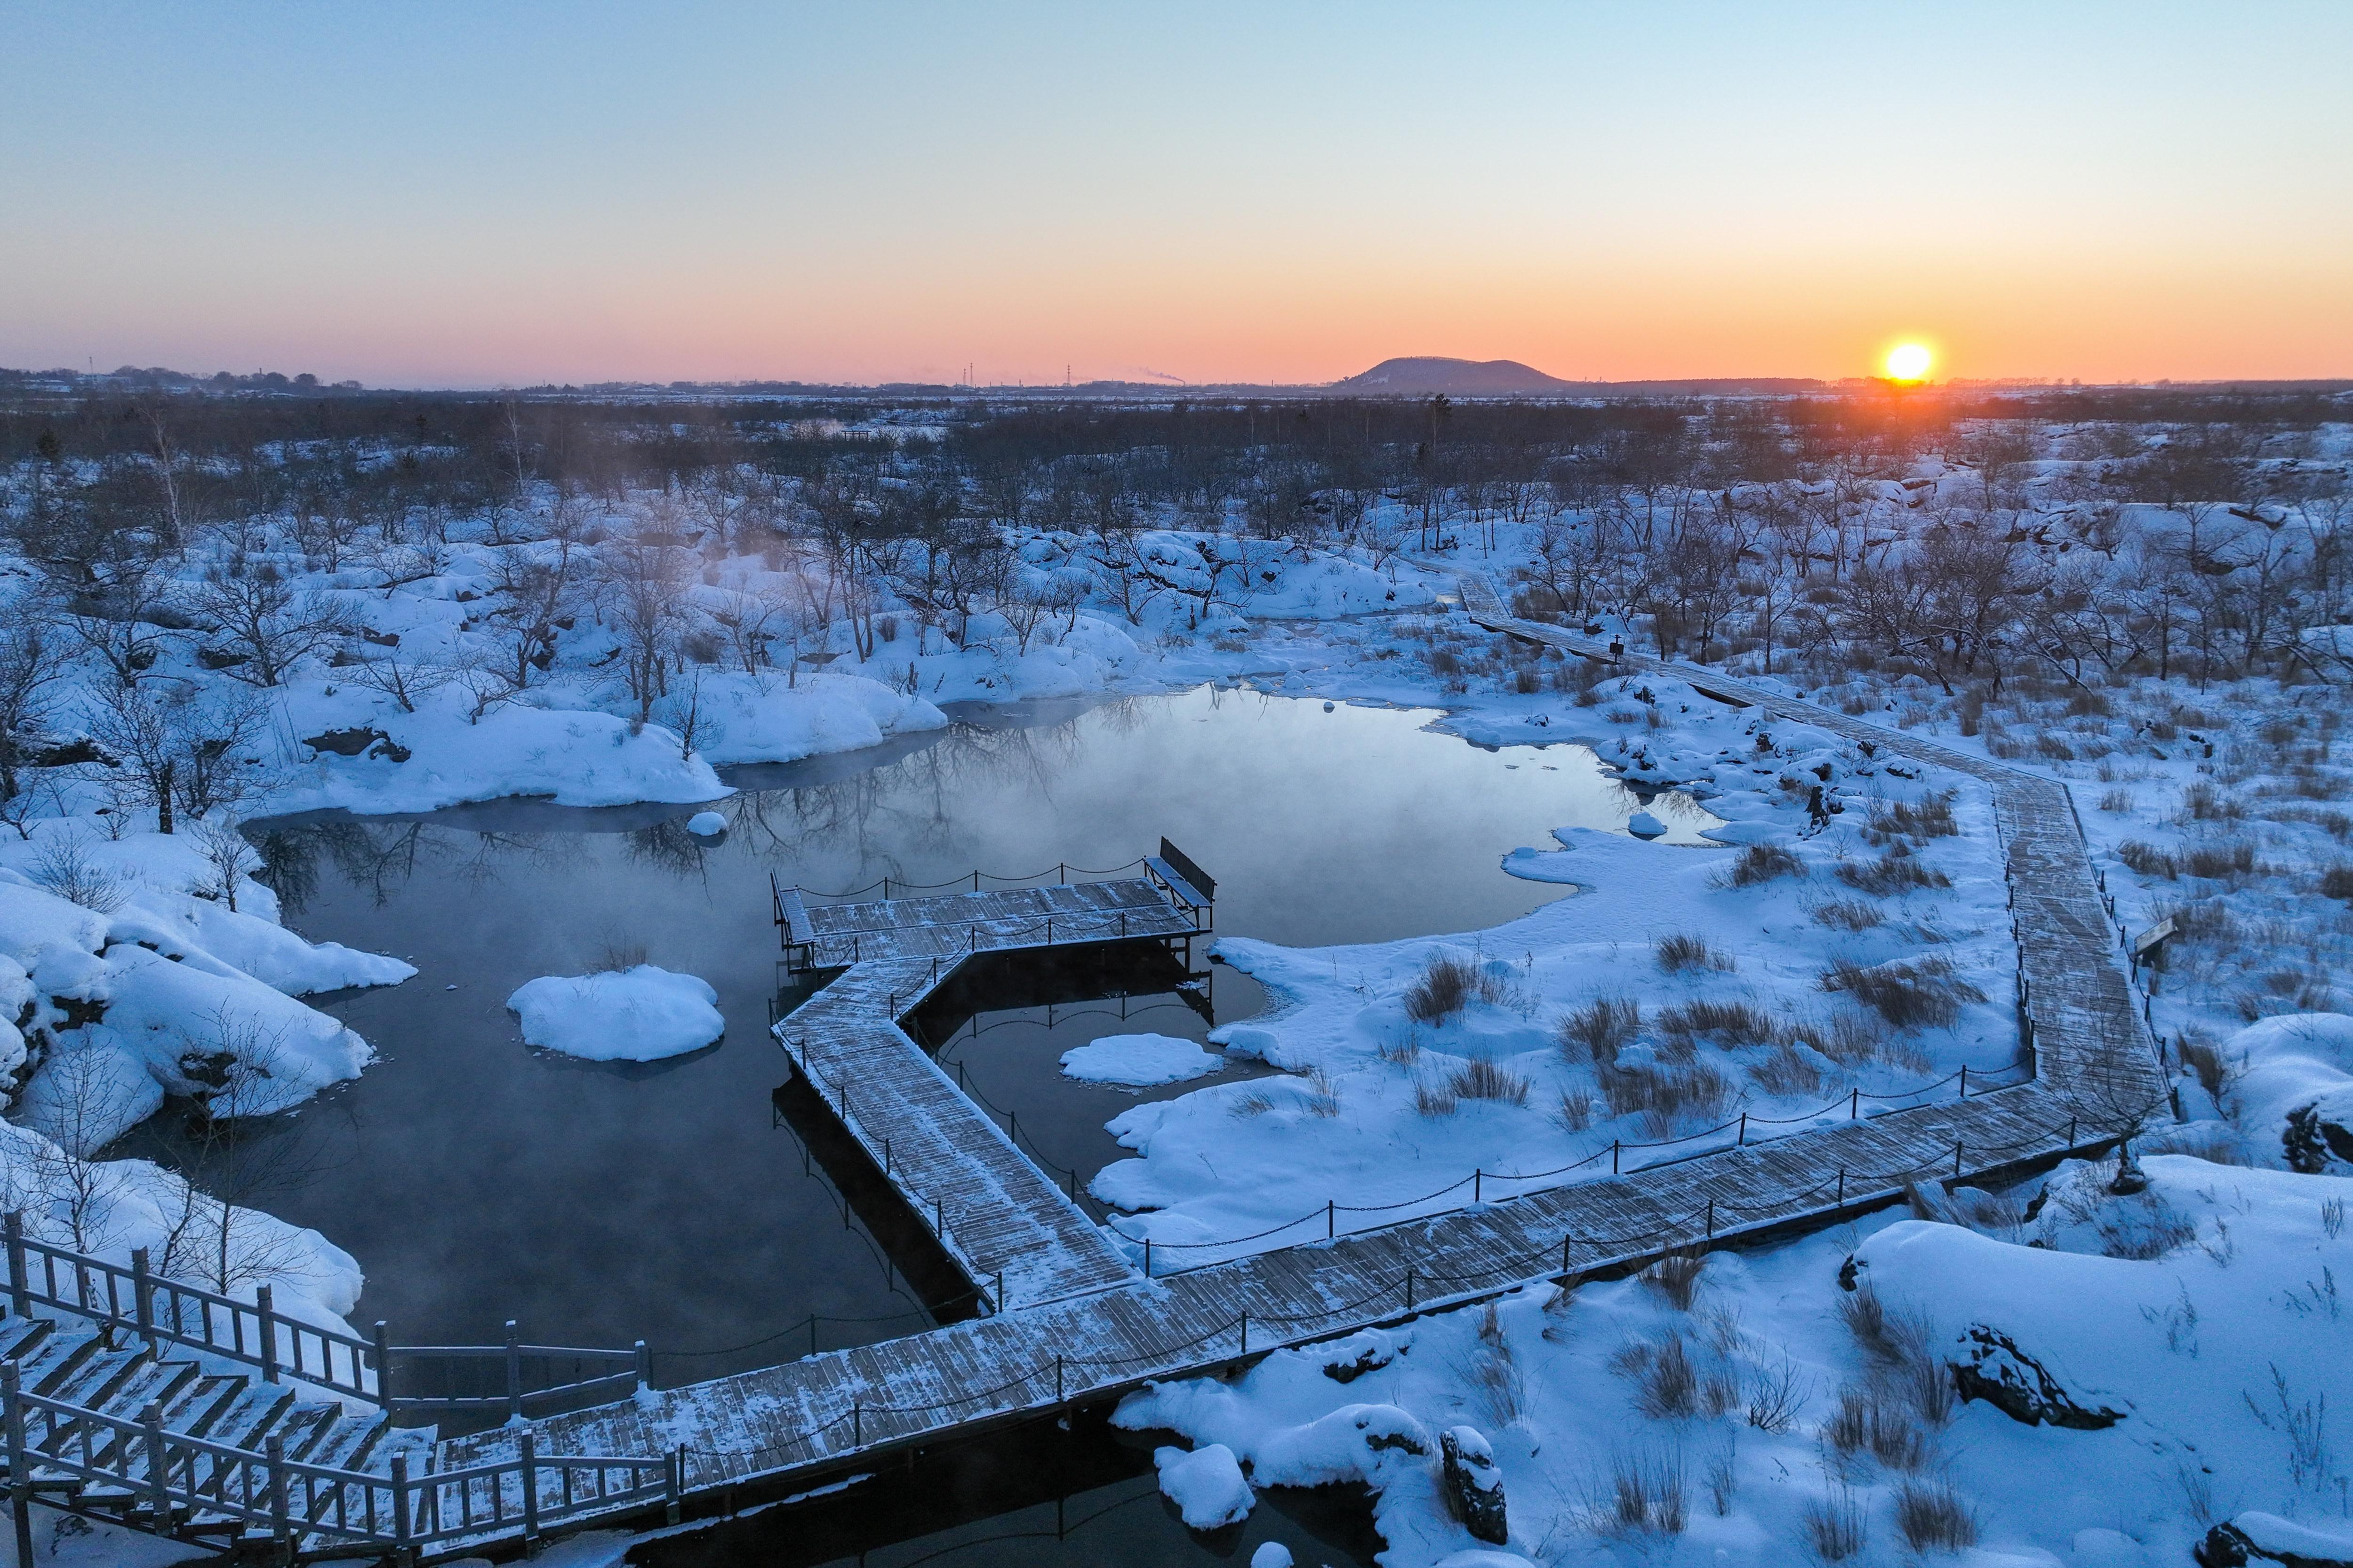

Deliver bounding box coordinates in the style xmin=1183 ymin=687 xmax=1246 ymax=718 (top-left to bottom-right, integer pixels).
xmin=4 ymin=2 xmax=2347 ymax=387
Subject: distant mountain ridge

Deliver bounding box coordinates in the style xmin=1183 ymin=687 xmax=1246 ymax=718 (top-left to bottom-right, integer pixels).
xmin=1332 ymin=356 xmax=1833 ymax=398
xmin=1334 ymin=357 xmax=1576 ymax=394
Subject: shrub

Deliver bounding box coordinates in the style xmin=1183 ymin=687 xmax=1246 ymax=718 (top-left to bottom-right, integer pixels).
xmin=1303 ymin=1066 xmax=1341 ymax=1117
xmin=1448 ymin=1056 xmax=1531 ymax=1105
xmin=1560 ymin=996 xmax=1641 ymax=1065
xmin=2321 ymin=866 xmax=2353 ymax=901
xmin=1894 ymin=1480 xmax=1978 ymax=1552
xmin=1808 ymin=896 xmax=1883 ymax=931
xmin=1412 ymin=1075 xmax=1457 ymax=1117
xmin=1745 ymin=1357 xmax=1812 ymax=1433
xmin=2176 ymin=1032 xmax=2233 ymax=1099
xmin=1721 ymin=841 xmax=1805 ymax=887
xmin=1821 ymin=955 xmax=1986 ymax=1030
xmin=31 ymin=837 xmax=128 ymax=914
xmin=2116 ymin=840 xmax=2179 ymax=879
xmin=2098 ymin=787 xmax=2134 ymax=813
xmin=1558 ymin=1087 xmax=1596 ymax=1131
xmin=1601 ymin=1448 xmax=1688 ymax=1536
xmin=1403 ymin=952 xmax=1509 ymax=1023
xmin=1835 ymin=849 xmax=1949 ymax=897
xmin=1655 ymin=933 xmax=1729 ymax=974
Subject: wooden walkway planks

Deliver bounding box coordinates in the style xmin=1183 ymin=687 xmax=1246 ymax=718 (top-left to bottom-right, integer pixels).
xmin=431 ymin=589 xmax=2172 ymax=1552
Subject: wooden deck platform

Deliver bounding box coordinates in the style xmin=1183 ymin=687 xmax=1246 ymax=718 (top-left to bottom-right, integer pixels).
xmin=424 ymin=585 xmax=2169 ymax=1554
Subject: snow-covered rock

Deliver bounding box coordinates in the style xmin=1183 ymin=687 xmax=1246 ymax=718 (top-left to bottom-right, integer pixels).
xmin=2225 ymin=1013 xmax=2353 ymax=1171
xmin=685 ymin=811 xmax=728 ymax=837
xmin=1152 ymin=1442 xmax=1253 ymax=1529
xmin=506 ymin=966 xmax=724 ymax=1061
xmin=1059 ymin=1033 xmax=1222 ymax=1088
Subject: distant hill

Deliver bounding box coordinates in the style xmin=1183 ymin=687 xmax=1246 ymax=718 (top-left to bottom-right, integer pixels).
xmin=1333 ymin=357 xmax=1578 ymax=395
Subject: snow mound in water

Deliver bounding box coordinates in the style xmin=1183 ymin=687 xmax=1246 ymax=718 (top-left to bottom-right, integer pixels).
xmin=1059 ymin=1032 xmax=1222 ymax=1088
xmin=685 ymin=811 xmax=728 ymax=837
xmin=507 ymin=966 xmax=723 ymax=1061
xmin=1153 ymin=1443 xmax=1253 ymax=1528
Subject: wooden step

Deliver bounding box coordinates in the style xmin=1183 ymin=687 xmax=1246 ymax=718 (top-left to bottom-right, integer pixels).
xmin=25 ymin=1329 xmax=107 ymax=1396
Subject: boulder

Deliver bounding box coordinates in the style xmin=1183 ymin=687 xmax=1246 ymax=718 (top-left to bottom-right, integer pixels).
xmin=2197 ymin=1511 xmax=2353 ymax=1567
xmin=1947 ymin=1324 xmax=2124 ymax=1430
xmin=2284 ymin=1103 xmax=2353 ymax=1174
xmin=1440 ymin=1425 xmax=1508 ymax=1546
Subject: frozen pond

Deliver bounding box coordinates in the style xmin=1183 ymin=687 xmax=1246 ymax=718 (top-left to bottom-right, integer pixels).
xmin=123 ymin=683 xmax=1712 ymax=1558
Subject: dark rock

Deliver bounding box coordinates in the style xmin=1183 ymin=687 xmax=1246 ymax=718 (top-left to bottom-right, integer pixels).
xmin=304 ymin=727 xmax=383 ymax=758
xmin=1318 ymin=1332 xmax=1394 ymax=1384
xmin=1947 ymin=1324 xmax=2124 ymax=1430
xmin=48 ymin=996 xmax=105 ymax=1030
xmin=195 ymin=646 xmax=250 ymax=670
xmin=2284 ymin=1104 xmax=2353 ymax=1174
xmin=26 ymin=738 xmax=111 ymax=768
xmin=303 ymin=727 xmax=408 ymax=763
xmin=2197 ymin=1512 xmax=2353 ymax=1567
xmin=361 ymin=627 xmax=400 ymax=647
xmin=1440 ymin=1426 xmax=1507 ymax=1545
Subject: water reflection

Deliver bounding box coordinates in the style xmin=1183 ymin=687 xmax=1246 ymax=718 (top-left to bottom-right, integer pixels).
xmin=142 ymin=687 xmax=1709 ymax=1382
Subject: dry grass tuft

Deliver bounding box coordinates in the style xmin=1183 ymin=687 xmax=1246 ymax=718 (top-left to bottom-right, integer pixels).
xmin=1448 ymin=1055 xmax=1531 ymax=1105
xmin=1601 ymin=1061 xmax=1734 ymax=1138
xmin=1655 ymin=932 xmax=1732 ymax=973
xmin=1821 ymin=954 xmax=1985 ymax=1030
xmin=1801 ymin=1488 xmax=1868 ymax=1561
xmin=1643 ymin=1250 xmax=1707 ymax=1311
xmin=1560 ymin=996 xmax=1642 ymax=1065
xmin=1864 ymin=791 xmax=1958 ymax=843
xmin=1403 ymin=951 xmax=1511 ymax=1023
xmin=1721 ymin=841 xmax=1806 ymax=887
xmin=1835 ymin=848 xmax=1950 ymax=896
xmin=1808 ymin=896 xmax=1884 ymax=931
xmin=1894 ymin=1480 xmax=1978 ymax=1552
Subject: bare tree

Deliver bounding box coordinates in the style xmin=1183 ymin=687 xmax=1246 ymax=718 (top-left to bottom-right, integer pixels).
xmin=596 ymin=538 xmax=688 ymax=721
xmin=190 ymin=563 xmax=359 ymax=686
xmin=87 ymin=681 xmax=266 ymax=833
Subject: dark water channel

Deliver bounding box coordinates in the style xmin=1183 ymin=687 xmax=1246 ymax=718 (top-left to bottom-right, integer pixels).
xmin=123 ymin=684 xmax=1706 ymax=1564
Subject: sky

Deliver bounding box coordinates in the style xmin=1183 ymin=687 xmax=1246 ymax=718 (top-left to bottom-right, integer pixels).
xmin=3 ymin=2 xmax=2349 ymax=388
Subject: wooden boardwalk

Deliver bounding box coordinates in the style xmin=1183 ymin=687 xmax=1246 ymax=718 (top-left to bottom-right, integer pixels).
xmin=429 ymin=587 xmax=2169 ymax=1553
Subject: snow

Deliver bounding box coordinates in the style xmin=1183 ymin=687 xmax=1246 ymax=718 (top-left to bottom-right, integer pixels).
xmin=685 ymin=810 xmax=728 ymax=836
xmin=1119 ymin=1154 xmax=2353 ymax=1567
xmin=506 ymin=966 xmax=724 ymax=1062
xmin=2223 ymin=1013 xmax=2353 ymax=1169
xmin=1249 ymin=1544 xmax=1295 ymax=1568
xmin=1058 ymin=1032 xmax=1223 ymax=1088
xmin=681 ymin=671 xmax=944 ymax=767
xmin=1092 ymin=757 xmax=2015 ymax=1263
xmin=1152 ymin=1442 xmax=1255 ymax=1528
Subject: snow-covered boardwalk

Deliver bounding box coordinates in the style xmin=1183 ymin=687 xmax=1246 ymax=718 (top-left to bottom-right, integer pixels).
xmin=434 ymin=594 xmax=2168 ymax=1545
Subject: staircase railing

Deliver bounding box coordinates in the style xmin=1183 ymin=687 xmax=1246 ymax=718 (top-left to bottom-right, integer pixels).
xmin=1 ymin=1360 xmax=675 ymax=1554
xmin=4 ymin=1215 xmax=644 ymax=1418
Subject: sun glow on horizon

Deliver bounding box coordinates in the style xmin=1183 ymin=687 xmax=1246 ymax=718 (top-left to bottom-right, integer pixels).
xmin=1885 ymin=342 xmax=1934 ymax=382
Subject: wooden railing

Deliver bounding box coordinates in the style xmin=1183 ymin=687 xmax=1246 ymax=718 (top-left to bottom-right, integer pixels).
xmin=3 ymin=1216 xmax=644 ymax=1418
xmin=0 ymin=1360 xmax=675 ymax=1554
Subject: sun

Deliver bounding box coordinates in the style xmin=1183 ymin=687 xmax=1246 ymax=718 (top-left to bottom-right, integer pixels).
xmin=1884 ymin=342 xmax=1933 ymax=382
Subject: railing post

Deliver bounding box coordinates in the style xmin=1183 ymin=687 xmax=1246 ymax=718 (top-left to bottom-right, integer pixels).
xmin=520 ymin=1428 xmax=541 ymax=1549
xmin=1836 ymin=1168 xmax=1845 ymax=1206
xmin=266 ymin=1433 xmax=289 ymax=1554
xmin=1705 ymin=1200 xmax=1715 ymax=1240
xmin=506 ymin=1320 xmax=523 ymax=1423
xmin=667 ymin=1445 xmax=684 ymax=1525
xmin=130 ymin=1248 xmax=157 ymax=1354
xmin=1326 ymin=1200 xmax=1334 ymax=1240
xmin=1142 ymin=1240 xmax=1151 ymax=1278
xmin=1473 ymin=1169 xmax=1481 ymax=1203
xmin=994 ymin=1271 xmax=1005 ymax=1314
xmin=391 ymin=1453 xmax=413 ymax=1557
xmin=257 ymin=1285 xmax=279 ymax=1384
xmin=1404 ymin=1268 xmax=1415 ymax=1311
xmin=851 ymin=1401 xmax=862 ymax=1448
xmin=1611 ymin=1140 xmax=1620 ymax=1175
xmin=1849 ymin=1088 xmax=1859 ymax=1120
xmin=1239 ymin=1312 xmax=1249 ymax=1356
xmin=1953 ymin=1139 xmax=1963 ymax=1178
xmin=374 ymin=1320 xmax=395 ymax=1411
xmin=1959 ymin=1065 xmax=1969 ymax=1098
xmin=636 ymin=1340 xmax=651 ymax=1396
xmin=142 ymin=1400 xmax=170 ymax=1529
xmin=4 ymin=1214 xmax=26 ymax=1320
xmin=1055 ymin=1355 xmax=1064 ymax=1403
xmin=1737 ymin=1113 xmax=1746 ymax=1147
xmin=4 ymin=1362 xmax=32 ymax=1568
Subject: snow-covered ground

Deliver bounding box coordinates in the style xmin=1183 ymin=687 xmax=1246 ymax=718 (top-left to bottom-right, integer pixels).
xmin=1119 ymin=1153 xmax=2351 ymax=1567
xmin=0 ymin=398 xmax=2348 ymax=1561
